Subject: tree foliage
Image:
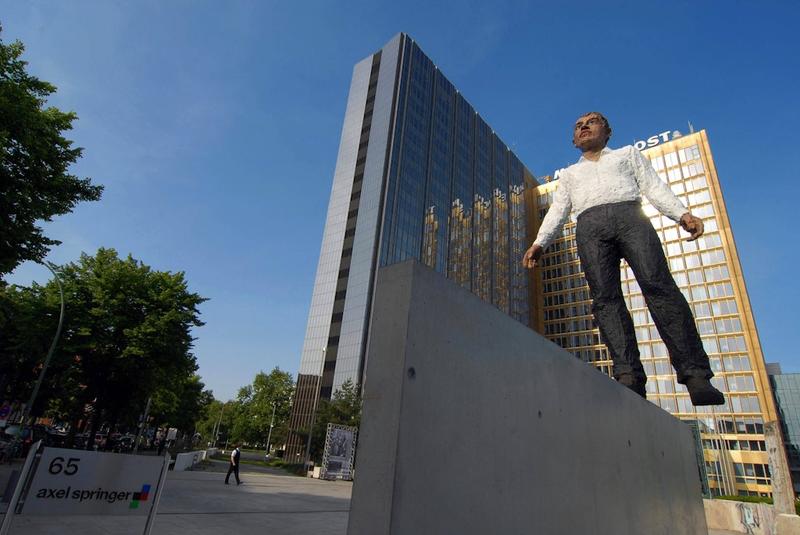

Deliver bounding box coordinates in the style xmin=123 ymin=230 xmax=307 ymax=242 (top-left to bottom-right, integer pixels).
xmin=193 ymin=369 xmax=296 ymax=450
xmin=0 ymin=248 xmax=208 ymax=445
xmin=0 ymin=26 xmax=103 ymax=276
xmin=151 ymin=374 xmax=214 ymax=433
xmin=194 ymin=398 xmax=233 ymax=446
xmin=229 ymin=368 xmax=294 ymax=449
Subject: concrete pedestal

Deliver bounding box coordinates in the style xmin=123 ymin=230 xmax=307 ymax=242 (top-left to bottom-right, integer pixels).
xmin=348 ymin=261 xmax=707 ymax=535
xmin=777 ymin=514 xmax=800 ymax=535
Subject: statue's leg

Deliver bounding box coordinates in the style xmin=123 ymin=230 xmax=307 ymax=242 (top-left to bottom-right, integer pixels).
xmin=615 ymin=204 xmax=713 ymax=385
xmin=576 ymin=205 xmax=645 ymax=391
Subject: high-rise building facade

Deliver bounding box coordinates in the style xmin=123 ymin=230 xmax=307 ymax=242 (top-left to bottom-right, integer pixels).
xmin=530 ymin=129 xmax=778 ymax=497
xmin=286 ymin=34 xmax=536 ymax=461
xmin=290 ymin=35 xmax=779 ymax=497
xmin=769 ymin=371 xmax=800 ymax=494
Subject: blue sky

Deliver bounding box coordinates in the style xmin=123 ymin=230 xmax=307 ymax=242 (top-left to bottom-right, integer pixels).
xmin=4 ymin=1 xmax=799 ymax=400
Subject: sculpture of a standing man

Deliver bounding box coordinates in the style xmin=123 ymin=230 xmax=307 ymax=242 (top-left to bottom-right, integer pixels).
xmin=522 ymin=112 xmax=724 ymax=406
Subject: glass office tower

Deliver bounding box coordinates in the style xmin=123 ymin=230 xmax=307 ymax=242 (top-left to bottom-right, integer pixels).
xmin=769 ymin=372 xmax=800 ymax=495
xmin=531 ymin=129 xmax=778 ymax=497
xmin=286 ymin=34 xmax=536 ymax=462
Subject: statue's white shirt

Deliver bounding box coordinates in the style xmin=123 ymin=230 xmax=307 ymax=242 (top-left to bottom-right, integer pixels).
xmin=533 ymin=145 xmax=688 ymax=249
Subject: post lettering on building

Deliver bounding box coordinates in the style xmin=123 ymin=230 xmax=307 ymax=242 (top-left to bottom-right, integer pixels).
xmin=552 ymin=129 xmax=681 ymax=180
xmin=634 ymin=130 xmax=680 ymax=151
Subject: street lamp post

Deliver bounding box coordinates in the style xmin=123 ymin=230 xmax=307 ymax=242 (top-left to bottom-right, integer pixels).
xmin=213 ymin=403 xmax=225 ymax=448
xmin=265 ymin=402 xmax=276 ymax=458
xmin=303 ymin=348 xmax=326 ymax=471
xmin=17 ymin=262 xmax=65 ymax=444
xmin=132 ymin=396 xmax=152 ymax=455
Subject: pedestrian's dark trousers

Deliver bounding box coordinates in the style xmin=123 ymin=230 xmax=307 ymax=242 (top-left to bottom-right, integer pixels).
xmin=225 ymin=462 xmax=240 ymax=484
xmin=575 ymin=201 xmax=714 ymax=385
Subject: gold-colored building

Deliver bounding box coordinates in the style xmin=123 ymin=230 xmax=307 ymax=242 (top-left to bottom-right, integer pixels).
xmin=529 ymin=129 xmax=777 ymax=497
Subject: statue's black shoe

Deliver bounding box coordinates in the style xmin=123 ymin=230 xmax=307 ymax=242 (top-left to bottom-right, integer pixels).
xmin=686 ymin=377 xmax=725 ymax=406
xmin=617 ymin=374 xmax=647 ymax=399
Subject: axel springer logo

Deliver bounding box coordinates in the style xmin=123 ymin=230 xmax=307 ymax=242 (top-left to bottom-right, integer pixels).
xmin=130 ymin=484 xmax=151 ymax=509
xmin=30 ymin=455 xmax=163 ymax=514
xmin=34 ymin=483 xmax=153 ymax=509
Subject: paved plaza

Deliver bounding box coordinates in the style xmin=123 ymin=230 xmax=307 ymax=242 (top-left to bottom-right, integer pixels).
xmin=1 ymin=459 xmax=351 ymax=535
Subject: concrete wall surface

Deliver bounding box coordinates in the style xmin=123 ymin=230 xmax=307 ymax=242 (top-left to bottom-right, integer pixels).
xmin=704 ymin=499 xmax=776 ymax=534
xmin=703 ymin=499 xmax=800 ymax=534
xmin=347 ymin=260 xmax=708 ymax=535
xmin=775 ymin=514 xmax=800 ymax=534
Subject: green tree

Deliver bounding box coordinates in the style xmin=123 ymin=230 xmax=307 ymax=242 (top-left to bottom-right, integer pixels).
xmin=0 ymin=27 xmax=103 ymax=276
xmin=0 ymin=248 xmax=206 ymax=447
xmin=195 ymin=398 xmax=226 ymax=445
xmin=194 ymin=398 xmax=239 ymax=447
xmin=0 ymin=276 xmax=77 ymax=418
xmin=230 ymin=368 xmax=294 ymax=450
xmin=150 ymin=374 xmax=214 ymax=433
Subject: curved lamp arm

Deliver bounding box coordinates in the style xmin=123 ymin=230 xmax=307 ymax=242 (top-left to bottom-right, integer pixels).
xmin=18 ymin=261 xmax=65 ymax=438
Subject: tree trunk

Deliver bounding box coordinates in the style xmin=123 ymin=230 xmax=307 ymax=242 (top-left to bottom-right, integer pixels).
xmin=105 ymin=409 xmax=119 ymax=451
xmin=65 ymin=415 xmax=79 ymax=449
xmin=86 ymin=399 xmax=103 ymax=451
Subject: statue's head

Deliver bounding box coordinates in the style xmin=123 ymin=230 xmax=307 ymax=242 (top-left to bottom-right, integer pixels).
xmin=573 ymin=111 xmax=612 ymax=151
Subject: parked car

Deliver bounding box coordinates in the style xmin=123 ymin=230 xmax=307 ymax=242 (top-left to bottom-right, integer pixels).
xmin=73 ymin=432 xmax=90 ymax=449
xmin=93 ymin=433 xmax=108 ymax=449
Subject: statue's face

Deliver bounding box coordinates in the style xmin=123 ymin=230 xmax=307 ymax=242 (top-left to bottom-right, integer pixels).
xmin=572 ymin=113 xmax=610 ymax=150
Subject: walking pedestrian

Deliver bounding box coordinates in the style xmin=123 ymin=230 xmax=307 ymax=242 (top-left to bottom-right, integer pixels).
xmin=225 ymin=443 xmax=241 ymax=485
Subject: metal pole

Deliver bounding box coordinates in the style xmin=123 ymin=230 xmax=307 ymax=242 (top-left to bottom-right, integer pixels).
xmin=304 ymin=349 xmax=326 ymax=471
xmin=133 ymin=396 xmax=152 ymax=455
xmin=0 ymin=440 xmax=42 ymax=535
xmin=265 ymin=402 xmax=276 ymax=457
xmin=142 ymin=452 xmax=171 ymax=535
xmin=213 ymin=403 xmax=224 ymax=448
xmin=16 ymin=262 xmax=65 ymax=446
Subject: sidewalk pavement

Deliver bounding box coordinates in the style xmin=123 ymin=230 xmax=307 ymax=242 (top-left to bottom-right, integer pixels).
xmin=0 ymin=458 xmax=747 ymax=534
xmin=2 ymin=459 xmax=351 ymax=534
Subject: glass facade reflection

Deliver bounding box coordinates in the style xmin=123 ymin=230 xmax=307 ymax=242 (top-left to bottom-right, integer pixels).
xmin=286 ymin=33 xmax=536 ymax=462
xmin=531 ymin=130 xmax=778 ymax=497
xmin=770 ymin=373 xmax=800 ymax=495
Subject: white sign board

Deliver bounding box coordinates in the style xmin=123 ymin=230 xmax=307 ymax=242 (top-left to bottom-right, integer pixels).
xmin=22 ymin=447 xmax=166 ymax=516
xmin=173 ymin=450 xmax=206 ymax=471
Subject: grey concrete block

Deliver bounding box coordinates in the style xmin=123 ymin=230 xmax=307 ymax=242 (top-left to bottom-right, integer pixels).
xmin=348 ymin=260 xmax=708 ymax=535
xmin=777 ymin=514 xmax=800 ymax=535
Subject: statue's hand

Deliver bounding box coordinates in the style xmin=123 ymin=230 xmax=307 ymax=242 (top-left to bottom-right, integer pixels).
xmin=522 ymin=244 xmax=543 ymax=269
xmin=679 ymin=213 xmax=704 ymax=241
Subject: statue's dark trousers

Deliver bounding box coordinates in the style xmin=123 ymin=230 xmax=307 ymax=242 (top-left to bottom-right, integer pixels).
xmin=575 ymin=201 xmax=714 ymax=388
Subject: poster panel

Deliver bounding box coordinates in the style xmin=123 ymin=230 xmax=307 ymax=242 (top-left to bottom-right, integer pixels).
xmin=321 ymin=424 xmax=357 ymax=480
